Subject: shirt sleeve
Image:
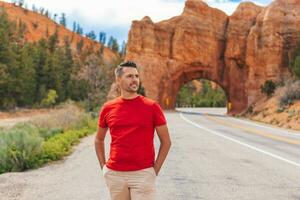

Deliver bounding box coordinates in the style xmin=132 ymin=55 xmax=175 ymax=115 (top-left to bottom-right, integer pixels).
xmin=98 ymin=105 xmax=108 ymax=128
xmin=153 ymin=102 xmax=167 ymax=126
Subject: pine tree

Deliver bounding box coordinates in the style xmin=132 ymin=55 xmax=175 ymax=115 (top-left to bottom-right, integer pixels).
xmin=59 ymin=13 xmax=66 ymax=27
xmin=86 ymin=31 xmax=96 ymax=40
xmin=16 ymin=43 xmax=36 ymax=106
xmin=120 ymin=41 xmax=126 ymax=57
xmin=34 ymin=39 xmax=48 ymax=103
xmin=76 ymin=23 xmax=83 ymax=35
xmin=53 ymin=13 xmax=57 ymax=22
xmin=32 ymin=5 xmax=37 ymax=12
xmin=0 ymin=12 xmax=18 ymax=109
xmin=107 ymin=36 xmax=119 ymax=52
xmin=17 ymin=0 xmax=24 ymax=7
xmin=112 ymin=39 xmax=119 ymax=52
xmin=39 ymin=7 xmax=44 ymax=15
xmin=48 ymin=30 xmax=58 ymax=53
xmin=99 ymin=32 xmax=106 ymax=44
xmin=72 ymin=21 xmax=76 ymax=32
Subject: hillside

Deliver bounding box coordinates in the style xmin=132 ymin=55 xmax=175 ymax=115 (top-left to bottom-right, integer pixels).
xmin=244 ymin=82 xmax=300 ymax=131
xmin=0 ymin=1 xmax=118 ymax=62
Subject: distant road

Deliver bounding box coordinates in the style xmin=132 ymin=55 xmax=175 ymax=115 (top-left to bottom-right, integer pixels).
xmin=0 ymin=108 xmax=300 ymax=200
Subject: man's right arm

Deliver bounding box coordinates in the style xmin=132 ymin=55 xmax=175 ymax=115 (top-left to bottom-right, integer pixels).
xmin=94 ymin=127 xmax=108 ymax=169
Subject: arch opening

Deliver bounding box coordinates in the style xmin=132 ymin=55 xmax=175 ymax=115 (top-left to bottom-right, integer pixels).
xmin=175 ymin=79 xmax=230 ymax=113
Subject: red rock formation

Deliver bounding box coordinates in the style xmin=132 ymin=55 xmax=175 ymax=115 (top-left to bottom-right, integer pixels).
xmin=224 ymin=2 xmax=263 ymax=113
xmin=0 ymin=2 xmax=118 ymax=62
xmin=125 ymin=0 xmax=228 ymax=109
xmin=245 ymin=0 xmax=300 ymax=106
xmin=113 ymin=0 xmax=300 ymax=114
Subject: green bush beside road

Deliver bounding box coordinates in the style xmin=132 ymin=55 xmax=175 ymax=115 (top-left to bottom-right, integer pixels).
xmin=0 ymin=118 xmax=97 ymax=174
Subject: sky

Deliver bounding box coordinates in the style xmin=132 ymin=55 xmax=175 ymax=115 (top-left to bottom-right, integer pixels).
xmin=3 ymin=0 xmax=273 ymax=45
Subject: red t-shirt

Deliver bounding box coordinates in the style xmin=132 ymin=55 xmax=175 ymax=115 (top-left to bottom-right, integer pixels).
xmin=98 ymin=95 xmax=166 ymax=171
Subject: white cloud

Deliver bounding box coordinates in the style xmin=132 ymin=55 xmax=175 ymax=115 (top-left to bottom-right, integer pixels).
xmin=3 ymin=0 xmax=271 ymax=42
xmin=4 ymin=0 xmax=184 ymax=26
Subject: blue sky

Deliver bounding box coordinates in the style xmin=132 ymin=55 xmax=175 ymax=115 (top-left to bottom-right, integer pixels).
xmin=3 ymin=0 xmax=273 ymax=45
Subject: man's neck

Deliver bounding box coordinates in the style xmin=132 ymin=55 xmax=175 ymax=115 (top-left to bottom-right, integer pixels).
xmin=121 ymin=92 xmax=139 ymax=100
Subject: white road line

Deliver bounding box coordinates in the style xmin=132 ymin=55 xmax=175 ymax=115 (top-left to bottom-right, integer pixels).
xmin=179 ymin=113 xmax=300 ymax=169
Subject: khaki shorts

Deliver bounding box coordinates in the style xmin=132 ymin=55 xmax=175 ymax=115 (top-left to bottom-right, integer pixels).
xmin=103 ymin=166 xmax=157 ymax=200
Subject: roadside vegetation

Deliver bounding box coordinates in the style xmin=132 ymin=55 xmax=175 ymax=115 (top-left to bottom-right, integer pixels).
xmin=0 ymin=7 xmax=121 ymax=173
xmin=176 ymin=79 xmax=226 ymax=107
xmin=0 ymin=101 xmax=97 ymax=174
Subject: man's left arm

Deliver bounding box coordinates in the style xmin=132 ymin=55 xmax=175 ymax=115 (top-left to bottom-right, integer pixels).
xmin=154 ymin=124 xmax=171 ymax=176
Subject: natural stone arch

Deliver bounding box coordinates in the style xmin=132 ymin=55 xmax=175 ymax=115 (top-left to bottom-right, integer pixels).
xmin=108 ymin=0 xmax=300 ymax=114
xmin=172 ymin=71 xmax=229 ymax=109
xmin=158 ymin=64 xmax=230 ymax=110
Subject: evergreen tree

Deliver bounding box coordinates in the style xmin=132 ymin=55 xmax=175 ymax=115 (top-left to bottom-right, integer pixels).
xmin=99 ymin=32 xmax=106 ymax=44
xmin=53 ymin=13 xmax=57 ymax=22
xmin=76 ymin=23 xmax=83 ymax=35
xmin=72 ymin=21 xmax=76 ymax=32
xmin=107 ymin=36 xmax=119 ymax=52
xmin=61 ymin=36 xmax=74 ymax=100
xmin=59 ymin=13 xmax=66 ymax=27
xmin=39 ymin=7 xmax=44 ymax=15
xmin=45 ymin=10 xmax=51 ymax=18
xmin=34 ymin=39 xmax=48 ymax=103
xmin=32 ymin=5 xmax=37 ymax=12
xmin=16 ymin=43 xmax=36 ymax=106
xmin=86 ymin=31 xmax=96 ymax=40
xmin=48 ymin=30 xmax=58 ymax=53
xmin=17 ymin=0 xmax=24 ymax=7
xmin=0 ymin=12 xmax=18 ymax=109
xmin=120 ymin=41 xmax=126 ymax=57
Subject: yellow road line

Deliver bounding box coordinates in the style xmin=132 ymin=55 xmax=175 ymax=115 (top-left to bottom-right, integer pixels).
xmin=204 ymin=114 xmax=300 ymax=146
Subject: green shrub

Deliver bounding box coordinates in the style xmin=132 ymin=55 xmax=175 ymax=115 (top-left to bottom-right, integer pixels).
xmin=290 ymin=34 xmax=300 ymax=79
xmin=0 ymin=117 xmax=97 ymax=174
xmin=39 ymin=126 xmax=94 ymax=163
xmin=38 ymin=127 xmax=63 ymax=140
xmin=41 ymin=89 xmax=58 ymax=107
xmin=0 ymin=124 xmax=43 ymax=173
xmin=292 ymin=56 xmax=300 ymax=78
xmin=261 ymin=80 xmax=276 ymax=97
xmin=279 ymin=80 xmax=300 ymax=107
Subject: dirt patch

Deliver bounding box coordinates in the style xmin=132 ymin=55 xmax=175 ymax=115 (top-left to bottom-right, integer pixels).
xmin=0 ymin=109 xmax=50 ymax=120
xmin=245 ymin=97 xmax=300 ymax=132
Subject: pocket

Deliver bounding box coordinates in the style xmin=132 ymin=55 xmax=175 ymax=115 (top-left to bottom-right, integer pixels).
xmin=151 ymin=167 xmax=157 ymax=177
xmin=102 ymin=165 xmax=108 ymax=176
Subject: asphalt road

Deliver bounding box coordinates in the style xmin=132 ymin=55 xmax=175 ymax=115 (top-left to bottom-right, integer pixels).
xmin=0 ymin=108 xmax=300 ymax=200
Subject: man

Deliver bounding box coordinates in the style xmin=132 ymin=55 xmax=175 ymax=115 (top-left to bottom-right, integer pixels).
xmin=95 ymin=61 xmax=171 ymax=200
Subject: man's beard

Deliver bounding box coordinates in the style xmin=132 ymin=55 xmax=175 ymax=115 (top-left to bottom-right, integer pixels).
xmin=124 ymin=83 xmax=139 ymax=93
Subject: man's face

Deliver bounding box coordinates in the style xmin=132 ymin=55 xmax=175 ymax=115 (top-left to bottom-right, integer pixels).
xmin=117 ymin=67 xmax=140 ymax=93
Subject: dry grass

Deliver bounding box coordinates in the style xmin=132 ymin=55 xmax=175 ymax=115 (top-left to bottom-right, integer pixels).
xmin=29 ymin=102 xmax=88 ymax=130
xmin=277 ymin=80 xmax=300 ymax=107
xmin=246 ymin=80 xmax=300 ymax=132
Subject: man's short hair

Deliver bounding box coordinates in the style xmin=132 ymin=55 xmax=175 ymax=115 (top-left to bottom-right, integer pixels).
xmin=115 ymin=61 xmax=137 ymax=77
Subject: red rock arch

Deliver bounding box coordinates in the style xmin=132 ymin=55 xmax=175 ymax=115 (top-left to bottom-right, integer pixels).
xmin=108 ymin=0 xmax=299 ymax=114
